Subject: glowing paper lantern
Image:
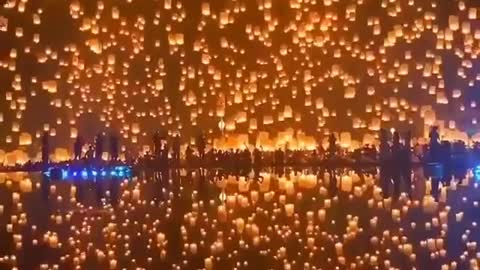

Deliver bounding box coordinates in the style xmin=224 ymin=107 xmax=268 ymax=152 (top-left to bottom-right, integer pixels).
xmin=0 ymin=16 xmax=8 ymax=32
xmin=341 ymin=176 xmax=353 ymax=192
xmin=344 ymin=87 xmax=356 ymax=99
xmin=202 ymin=3 xmax=211 ymax=16
xmin=448 ymin=15 xmax=459 ymax=31
xmin=42 ymin=80 xmax=57 ymax=93
xmin=131 ymin=123 xmax=140 ymax=134
xmin=19 ymin=132 xmax=32 ymax=146
xmin=20 ymin=178 xmax=33 ymax=193
xmin=340 ymin=132 xmax=352 ymax=148
xmin=0 ymin=150 xmax=4 ymax=165
xmin=285 ymin=204 xmax=295 ymax=217
xmin=53 ymin=148 xmax=70 ymax=162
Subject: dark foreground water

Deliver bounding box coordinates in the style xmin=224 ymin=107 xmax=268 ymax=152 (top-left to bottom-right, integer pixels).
xmin=0 ymin=168 xmax=479 ymax=269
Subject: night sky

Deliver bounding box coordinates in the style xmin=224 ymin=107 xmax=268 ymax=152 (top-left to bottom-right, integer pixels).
xmin=1 ymin=0 xmax=480 ymax=154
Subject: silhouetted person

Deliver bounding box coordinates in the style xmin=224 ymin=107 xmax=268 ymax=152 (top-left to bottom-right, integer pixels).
xmin=440 ymin=141 xmax=452 ymax=186
xmin=242 ymin=148 xmax=251 ymax=169
xmin=401 ymin=131 xmax=412 ymax=197
xmin=153 ymin=131 xmax=162 ymax=159
xmin=74 ymin=136 xmax=83 ymax=160
xmin=95 ymin=133 xmax=104 ymax=161
xmin=379 ymin=129 xmax=391 ymax=198
xmin=109 ymin=134 xmax=119 ymax=161
xmin=429 ymin=126 xmax=441 ymax=162
xmin=41 ymin=132 xmax=50 ymax=164
xmin=185 ymin=145 xmax=194 ymax=166
xmin=275 ymin=148 xmax=284 ymax=166
xmin=160 ymin=141 xmax=169 ymax=168
xmin=253 ymin=147 xmax=262 ymax=167
xmin=196 ymin=133 xmax=206 ymax=160
xmin=391 ymin=131 xmax=402 ymax=199
xmin=328 ymin=133 xmax=337 ymax=159
xmin=85 ymin=145 xmax=94 ymax=161
xmin=310 ymin=149 xmax=318 ymax=166
xmin=172 ymin=134 xmax=181 ymax=164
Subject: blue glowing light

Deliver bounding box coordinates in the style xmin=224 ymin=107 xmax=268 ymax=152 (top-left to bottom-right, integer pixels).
xmin=474 ymin=165 xmax=480 ymax=181
xmin=44 ymin=166 xmax=132 ymax=180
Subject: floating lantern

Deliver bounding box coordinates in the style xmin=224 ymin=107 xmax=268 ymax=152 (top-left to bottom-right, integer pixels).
xmin=19 ymin=132 xmax=32 ymax=146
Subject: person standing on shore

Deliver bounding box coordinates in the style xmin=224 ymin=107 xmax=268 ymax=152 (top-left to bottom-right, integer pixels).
xmin=41 ymin=132 xmax=50 ymax=164
xmin=379 ymin=129 xmax=391 ymax=198
xmin=74 ymin=136 xmax=83 ymax=160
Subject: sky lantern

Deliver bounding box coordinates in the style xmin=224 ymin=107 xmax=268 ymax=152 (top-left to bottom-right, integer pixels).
xmin=70 ymin=127 xmax=78 ymax=139
xmin=340 ymin=132 xmax=352 ymax=148
xmin=19 ymin=132 xmax=32 ymax=146
xmin=131 ymin=123 xmax=140 ymax=135
xmin=448 ymin=15 xmax=459 ymax=31
xmin=0 ymin=16 xmax=7 ymax=32
xmin=202 ymin=3 xmax=211 ymax=16
xmin=424 ymin=110 xmax=436 ymax=126
xmin=369 ymin=118 xmax=381 ymax=131
xmin=344 ymin=87 xmax=356 ymax=99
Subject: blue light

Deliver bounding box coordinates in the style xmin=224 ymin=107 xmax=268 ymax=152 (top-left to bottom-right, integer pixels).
xmin=475 ymin=165 xmax=480 ymax=181
xmin=43 ymin=166 xmax=132 ymax=180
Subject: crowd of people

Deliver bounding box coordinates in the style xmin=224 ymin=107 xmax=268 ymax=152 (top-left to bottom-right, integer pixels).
xmin=15 ymin=127 xmax=480 ymax=170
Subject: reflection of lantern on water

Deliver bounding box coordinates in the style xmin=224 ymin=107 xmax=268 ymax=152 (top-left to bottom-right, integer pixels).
xmin=235 ymin=218 xmax=245 ymax=234
xmin=0 ymin=150 xmax=5 ymax=165
xmin=205 ymin=258 xmax=213 ymax=270
xmin=218 ymin=118 xmax=225 ymax=135
xmin=20 ymin=178 xmax=32 ymax=193
xmin=341 ymin=175 xmax=353 ymax=192
xmin=218 ymin=189 xmax=226 ymax=202
xmin=285 ymin=204 xmax=294 ymax=217
xmin=132 ymin=188 xmax=140 ymax=201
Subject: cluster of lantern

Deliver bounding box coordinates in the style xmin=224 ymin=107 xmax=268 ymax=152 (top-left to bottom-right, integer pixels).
xmin=0 ymin=166 xmax=479 ymax=268
xmin=2 ymin=0 xmax=480 ymax=155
